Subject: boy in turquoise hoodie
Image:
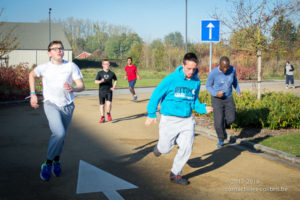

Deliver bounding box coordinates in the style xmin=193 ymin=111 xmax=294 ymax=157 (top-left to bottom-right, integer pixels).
xmin=145 ymin=53 xmax=213 ymax=185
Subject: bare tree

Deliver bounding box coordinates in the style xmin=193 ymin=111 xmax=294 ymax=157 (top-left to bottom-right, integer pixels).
xmin=0 ymin=9 xmax=19 ymax=62
xmin=212 ymin=0 xmax=300 ymax=99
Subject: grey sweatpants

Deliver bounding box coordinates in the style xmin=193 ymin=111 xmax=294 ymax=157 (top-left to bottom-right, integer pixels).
xmin=157 ymin=115 xmax=195 ymax=175
xmin=44 ymin=101 xmax=75 ymax=160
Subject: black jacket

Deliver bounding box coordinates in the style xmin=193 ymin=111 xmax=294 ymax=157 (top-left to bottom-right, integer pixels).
xmin=284 ymin=65 xmax=294 ymax=75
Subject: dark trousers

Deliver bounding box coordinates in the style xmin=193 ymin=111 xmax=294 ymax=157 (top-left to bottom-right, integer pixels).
xmin=211 ymin=96 xmax=236 ymax=142
xmin=286 ymin=75 xmax=294 ymax=85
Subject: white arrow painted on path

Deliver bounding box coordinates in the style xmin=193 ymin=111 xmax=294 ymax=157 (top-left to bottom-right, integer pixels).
xmin=76 ymin=160 xmax=138 ymax=200
xmin=207 ymin=23 xmax=215 ymax=40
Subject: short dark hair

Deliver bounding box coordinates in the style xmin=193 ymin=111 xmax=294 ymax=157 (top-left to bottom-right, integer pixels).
xmin=286 ymin=61 xmax=290 ymax=64
xmin=127 ymin=57 xmax=132 ymax=61
xmin=219 ymin=56 xmax=230 ymax=65
xmin=183 ymin=52 xmax=198 ymax=65
xmin=48 ymin=41 xmax=64 ymax=52
xmin=102 ymin=59 xmax=109 ymax=63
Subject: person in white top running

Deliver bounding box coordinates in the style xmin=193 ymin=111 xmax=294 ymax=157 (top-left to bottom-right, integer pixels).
xmin=284 ymin=61 xmax=295 ymax=89
xmin=29 ymin=41 xmax=85 ymax=181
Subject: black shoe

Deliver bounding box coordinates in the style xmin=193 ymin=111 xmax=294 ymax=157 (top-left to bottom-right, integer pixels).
xmin=224 ymin=131 xmax=228 ymax=140
xmin=229 ymin=136 xmax=236 ymax=143
xmin=153 ymin=145 xmax=161 ymax=157
xmin=170 ymin=172 xmax=189 ymax=185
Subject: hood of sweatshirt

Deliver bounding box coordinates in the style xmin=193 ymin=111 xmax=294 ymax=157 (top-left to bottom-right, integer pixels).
xmin=174 ymin=65 xmax=199 ymax=81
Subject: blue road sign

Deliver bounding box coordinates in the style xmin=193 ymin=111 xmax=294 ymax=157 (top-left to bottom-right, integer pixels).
xmin=201 ymin=20 xmax=220 ymax=42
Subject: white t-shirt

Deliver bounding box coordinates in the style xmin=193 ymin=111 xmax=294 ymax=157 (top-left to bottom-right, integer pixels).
xmin=34 ymin=60 xmax=83 ymax=106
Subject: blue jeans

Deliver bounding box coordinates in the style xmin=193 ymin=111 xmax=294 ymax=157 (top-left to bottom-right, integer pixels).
xmin=43 ymin=101 xmax=75 ymax=160
xmin=128 ymin=79 xmax=136 ymax=89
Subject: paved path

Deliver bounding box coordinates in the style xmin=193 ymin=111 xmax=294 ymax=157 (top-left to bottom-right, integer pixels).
xmin=75 ymin=80 xmax=300 ymax=97
xmin=1 ymin=90 xmax=300 ymax=200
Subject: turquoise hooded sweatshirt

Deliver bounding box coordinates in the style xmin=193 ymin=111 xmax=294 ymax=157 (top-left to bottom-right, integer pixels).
xmin=147 ymin=65 xmax=207 ymax=118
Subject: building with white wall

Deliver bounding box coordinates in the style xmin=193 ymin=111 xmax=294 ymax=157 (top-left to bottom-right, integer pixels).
xmin=0 ymin=22 xmax=72 ymax=68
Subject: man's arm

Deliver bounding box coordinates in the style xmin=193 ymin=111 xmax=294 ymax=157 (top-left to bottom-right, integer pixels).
xmin=29 ymin=70 xmax=39 ymax=109
xmin=193 ymin=95 xmax=207 ymax=114
xmin=232 ymin=68 xmax=242 ymax=97
xmin=192 ymin=85 xmax=210 ymax=114
xmin=111 ymin=80 xmax=118 ymax=91
xmin=124 ymin=67 xmax=128 ymax=80
xmin=73 ymin=78 xmax=85 ymax=92
xmin=145 ymin=75 xmax=171 ymax=126
xmin=95 ymin=79 xmax=104 ymax=84
xmin=147 ymin=77 xmax=170 ymax=118
xmin=290 ymin=65 xmax=294 ymax=71
xmin=95 ymin=72 xmax=104 ymax=84
xmin=64 ymin=78 xmax=85 ymax=92
xmin=206 ymin=71 xmax=218 ymax=97
xmin=136 ymin=71 xmax=141 ymax=80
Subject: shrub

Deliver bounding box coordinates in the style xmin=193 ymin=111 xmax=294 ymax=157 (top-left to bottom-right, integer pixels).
xmin=260 ymin=92 xmax=300 ymax=129
xmin=235 ymin=64 xmax=257 ymax=80
xmin=197 ymin=91 xmax=300 ymax=129
xmin=0 ymin=64 xmax=36 ymax=101
xmin=198 ymin=62 xmax=257 ymax=80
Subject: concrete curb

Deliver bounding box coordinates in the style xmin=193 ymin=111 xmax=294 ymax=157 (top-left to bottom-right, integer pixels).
xmin=195 ymin=126 xmax=300 ymax=165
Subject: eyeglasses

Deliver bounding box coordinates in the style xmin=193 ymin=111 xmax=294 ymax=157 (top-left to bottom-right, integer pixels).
xmin=50 ymin=47 xmax=64 ymax=52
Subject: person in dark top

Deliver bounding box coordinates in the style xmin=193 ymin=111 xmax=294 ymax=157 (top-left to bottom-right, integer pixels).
xmin=206 ymin=56 xmax=242 ymax=148
xmin=95 ymin=59 xmax=118 ymax=123
xmin=284 ymin=61 xmax=295 ymax=89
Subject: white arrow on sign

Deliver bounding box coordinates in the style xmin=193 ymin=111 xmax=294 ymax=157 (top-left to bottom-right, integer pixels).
xmin=206 ymin=23 xmax=215 ymax=40
xmin=76 ymin=160 xmax=138 ymax=200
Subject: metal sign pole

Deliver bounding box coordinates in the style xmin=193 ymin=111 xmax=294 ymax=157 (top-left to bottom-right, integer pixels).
xmin=201 ymin=20 xmax=220 ymax=72
xmin=209 ymin=42 xmax=212 ymax=72
xmin=49 ymin=8 xmax=52 ymax=44
xmin=185 ymin=0 xmax=188 ymax=54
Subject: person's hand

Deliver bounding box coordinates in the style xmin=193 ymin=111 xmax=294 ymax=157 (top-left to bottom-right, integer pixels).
xmin=124 ymin=76 xmax=128 ymax=80
xmin=64 ymin=82 xmax=73 ymax=93
xmin=110 ymin=87 xmax=115 ymax=91
xmin=137 ymin=75 xmax=141 ymax=80
xmin=30 ymin=94 xmax=39 ymax=109
xmin=238 ymin=93 xmax=243 ymax=98
xmin=205 ymin=106 xmax=213 ymax=113
xmin=216 ymin=91 xmax=224 ymax=98
xmin=145 ymin=117 xmax=157 ymax=126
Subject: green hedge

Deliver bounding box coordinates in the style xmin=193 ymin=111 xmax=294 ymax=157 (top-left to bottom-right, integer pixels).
xmin=197 ymin=91 xmax=300 ymax=129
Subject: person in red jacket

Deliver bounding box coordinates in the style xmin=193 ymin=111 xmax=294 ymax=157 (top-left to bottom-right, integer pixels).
xmin=124 ymin=57 xmax=141 ymax=102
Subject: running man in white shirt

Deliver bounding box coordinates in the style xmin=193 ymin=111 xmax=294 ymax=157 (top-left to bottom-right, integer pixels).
xmin=29 ymin=41 xmax=85 ymax=181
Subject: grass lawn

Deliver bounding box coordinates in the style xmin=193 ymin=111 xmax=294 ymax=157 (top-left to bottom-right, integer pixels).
xmin=262 ymin=75 xmax=284 ymax=80
xmin=84 ymin=78 xmax=163 ymax=89
xmin=81 ymin=67 xmax=207 ymax=89
xmin=81 ymin=67 xmax=169 ymax=89
xmin=262 ymin=75 xmax=300 ymax=80
xmin=258 ymin=133 xmax=300 ymax=156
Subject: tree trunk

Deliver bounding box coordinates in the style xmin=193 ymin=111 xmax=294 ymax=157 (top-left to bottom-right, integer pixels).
xmin=257 ymin=49 xmax=262 ymax=100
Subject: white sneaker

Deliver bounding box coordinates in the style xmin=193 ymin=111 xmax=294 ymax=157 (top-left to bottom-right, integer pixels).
xmin=286 ymin=86 xmax=289 ymax=89
xmin=133 ymin=95 xmax=138 ymax=102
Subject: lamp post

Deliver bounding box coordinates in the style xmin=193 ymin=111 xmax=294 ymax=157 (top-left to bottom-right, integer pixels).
xmin=185 ymin=0 xmax=187 ymax=53
xmin=49 ymin=8 xmax=52 ymax=44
